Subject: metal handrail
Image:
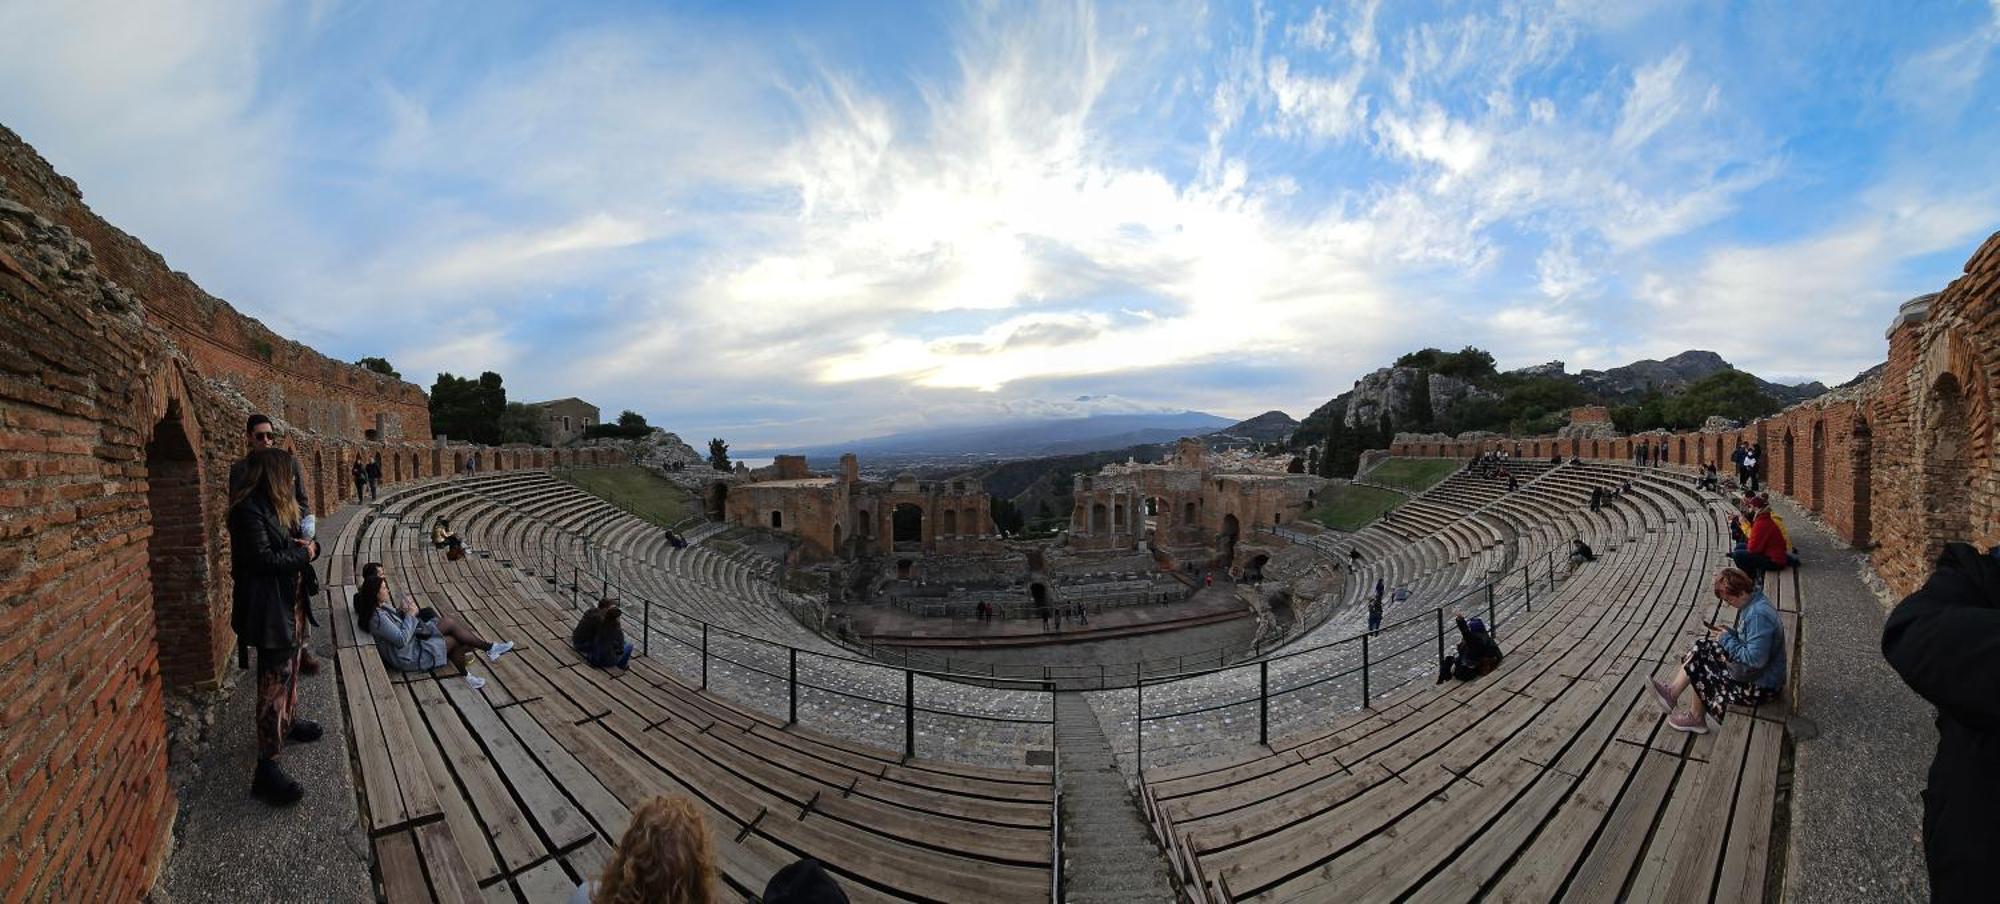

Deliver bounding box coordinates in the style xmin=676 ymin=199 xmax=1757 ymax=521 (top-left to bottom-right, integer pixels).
xmin=1128 ymin=549 xmax=1558 ymax=774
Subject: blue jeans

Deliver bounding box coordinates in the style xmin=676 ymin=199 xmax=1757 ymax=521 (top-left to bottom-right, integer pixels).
xmin=1730 ymin=550 xmax=1778 ymax=585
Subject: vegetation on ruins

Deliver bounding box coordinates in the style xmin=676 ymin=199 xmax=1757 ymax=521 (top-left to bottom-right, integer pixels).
xmin=559 ymin=465 xmax=697 ymax=527
xmin=1303 ymin=483 xmax=1405 ymax=531
xmin=1360 ymin=458 xmax=1458 ymax=493
xmin=708 ymin=437 xmax=731 ymax=471
xmin=429 ymin=371 xmax=508 ymax=444
xmin=583 ymin=408 xmax=654 ymax=440
xmin=355 ymin=356 xmax=400 ymax=379
xmin=1609 ymin=370 xmax=1782 ymax=432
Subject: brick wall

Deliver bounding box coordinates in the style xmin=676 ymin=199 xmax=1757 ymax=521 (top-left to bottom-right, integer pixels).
xmin=0 ymin=127 xmax=629 ymax=901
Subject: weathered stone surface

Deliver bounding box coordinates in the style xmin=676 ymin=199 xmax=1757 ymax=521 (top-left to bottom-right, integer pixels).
xmin=1341 ymin=367 xmax=1491 ymax=430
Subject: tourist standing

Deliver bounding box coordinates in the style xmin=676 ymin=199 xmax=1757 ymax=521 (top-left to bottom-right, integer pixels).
xmin=227 ymin=414 xmax=321 ymax=676
xmin=228 ymin=448 xmax=322 ymax=805
xmin=351 ymin=458 xmax=368 ymax=504
xmin=365 ymin=453 xmax=382 ymax=500
xmin=1881 ymin=542 xmax=2000 ymax=903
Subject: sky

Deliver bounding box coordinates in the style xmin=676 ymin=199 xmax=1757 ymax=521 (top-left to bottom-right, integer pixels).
xmin=4 ymin=0 xmax=1999 ymax=450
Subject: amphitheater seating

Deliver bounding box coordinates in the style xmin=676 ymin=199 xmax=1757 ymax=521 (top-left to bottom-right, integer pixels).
xmin=328 ymin=488 xmax=1056 ymax=902
xmin=1131 ymin=459 xmax=1790 ymax=902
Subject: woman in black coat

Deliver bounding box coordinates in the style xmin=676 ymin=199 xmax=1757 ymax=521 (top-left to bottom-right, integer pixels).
xmin=228 ymin=447 xmax=322 ymax=805
xmin=1882 ymin=542 xmax=2000 ymax=903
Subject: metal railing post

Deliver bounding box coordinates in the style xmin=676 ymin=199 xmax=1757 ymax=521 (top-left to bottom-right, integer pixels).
xmin=1361 ymin=634 xmax=1371 ymax=705
xmin=1491 ymin=585 xmax=1500 ymax=635
xmin=641 ymin=599 xmax=650 ymax=656
xmin=1259 ymin=660 xmax=1269 ymax=747
xmin=1135 ymin=680 xmax=1146 ymax=777
xmin=571 ymin=563 xmax=579 ymax=606
xmin=700 ymin=624 xmax=709 ymax=690
xmin=788 ymin=647 xmax=799 ymax=726
xmin=1522 ymin=566 xmax=1530 ymax=611
xmin=904 ymin=670 xmax=916 ymax=759
xmin=1436 ymin=608 xmax=1446 ymax=671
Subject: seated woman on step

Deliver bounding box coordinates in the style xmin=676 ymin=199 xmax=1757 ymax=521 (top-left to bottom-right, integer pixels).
xmin=1438 ymin=614 xmax=1503 ymax=683
xmin=431 ymin=518 xmax=466 ymax=559
xmin=1652 ymin=566 xmax=1786 ymax=734
xmin=352 ymin=572 xmax=511 ymax=689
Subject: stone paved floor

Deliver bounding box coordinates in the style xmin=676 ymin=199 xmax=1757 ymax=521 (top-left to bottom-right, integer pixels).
xmin=155 ymin=504 xmax=372 ymax=904
xmin=1778 ymin=496 xmax=1934 ymax=903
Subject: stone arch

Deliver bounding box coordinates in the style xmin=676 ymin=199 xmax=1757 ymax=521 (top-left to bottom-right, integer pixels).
xmin=1113 ymin=503 xmax=1125 ymax=531
xmin=1090 ymin=503 xmax=1108 ymax=534
xmin=145 ymin=399 xmax=215 ymax=689
xmin=1923 ymin=373 xmax=1974 ymax=561
xmin=892 ymin=503 xmax=923 ymax=545
xmin=857 ymin=510 xmax=872 ymax=538
xmin=832 ymin=523 xmax=844 ymax=553
xmin=941 ymin=509 xmax=958 ymax=536
xmin=1221 ymin=513 xmax=1240 ymax=539
xmin=1184 ymin=501 xmax=1197 ymax=525
xmin=1782 ymin=429 xmax=1796 ymax=495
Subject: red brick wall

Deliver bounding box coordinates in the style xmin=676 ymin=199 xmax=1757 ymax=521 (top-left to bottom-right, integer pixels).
xmin=1 ymin=126 xmax=631 ymax=902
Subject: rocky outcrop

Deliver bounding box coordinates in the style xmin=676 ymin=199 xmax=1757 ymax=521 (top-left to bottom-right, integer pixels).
xmin=585 ymin=429 xmax=709 ymax=470
xmin=1342 ymin=367 xmax=1492 ymax=430
xmin=1576 ymin=350 xmax=1826 ymax=404
xmin=1507 ymin=360 xmax=1567 ymax=379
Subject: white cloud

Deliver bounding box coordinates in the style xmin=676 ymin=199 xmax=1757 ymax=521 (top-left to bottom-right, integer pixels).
xmin=1612 ymin=46 xmax=1691 ymax=151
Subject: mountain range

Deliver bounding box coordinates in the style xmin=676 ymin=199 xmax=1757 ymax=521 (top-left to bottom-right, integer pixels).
xmin=762 ymin=411 xmax=1238 ymax=468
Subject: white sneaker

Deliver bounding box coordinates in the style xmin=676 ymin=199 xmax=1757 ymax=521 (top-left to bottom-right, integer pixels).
xmin=486 ymin=641 xmax=514 ymax=662
xmin=465 ymin=674 xmax=487 ymax=690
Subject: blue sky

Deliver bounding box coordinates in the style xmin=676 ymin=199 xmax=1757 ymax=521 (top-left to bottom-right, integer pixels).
xmin=4 ymin=0 xmax=1998 ymax=449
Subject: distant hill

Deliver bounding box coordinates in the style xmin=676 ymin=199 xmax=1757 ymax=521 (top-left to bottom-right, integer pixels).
xmin=764 ymin=411 xmax=1236 ymax=466
xmin=1292 ymin=348 xmax=1830 ymax=452
xmin=1207 ymin=410 xmax=1299 ymax=447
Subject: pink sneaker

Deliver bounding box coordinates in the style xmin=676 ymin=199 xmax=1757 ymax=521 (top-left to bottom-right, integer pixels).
xmin=1666 ymin=710 xmax=1709 ymax=734
xmin=1650 ymin=679 xmax=1678 ymax=712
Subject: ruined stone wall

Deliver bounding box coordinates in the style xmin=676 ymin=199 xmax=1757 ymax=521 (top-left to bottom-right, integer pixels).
xmin=0 ymin=126 xmax=623 ymax=902
xmin=1386 ymin=229 xmax=2000 ymax=597
xmin=0 ymin=128 xmax=431 ymax=443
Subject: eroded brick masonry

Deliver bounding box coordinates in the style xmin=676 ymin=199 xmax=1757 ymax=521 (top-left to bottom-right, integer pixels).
xmin=0 ymin=127 xmax=619 ymax=900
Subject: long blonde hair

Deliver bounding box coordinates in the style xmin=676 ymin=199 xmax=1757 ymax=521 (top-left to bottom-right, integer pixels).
xmin=231 ymin=447 xmax=300 ymax=530
xmin=596 ymin=795 xmax=716 ymax=904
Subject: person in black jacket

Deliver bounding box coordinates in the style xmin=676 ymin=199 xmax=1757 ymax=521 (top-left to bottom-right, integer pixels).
xmin=229 ymin=447 xmax=323 ymax=805
xmin=1882 ymin=542 xmax=2000 ymax=903
xmin=1439 ymin=614 xmax=1502 ymax=682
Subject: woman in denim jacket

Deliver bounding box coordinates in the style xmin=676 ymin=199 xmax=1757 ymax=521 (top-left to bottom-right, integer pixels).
xmin=1651 ymin=566 xmax=1787 ymax=733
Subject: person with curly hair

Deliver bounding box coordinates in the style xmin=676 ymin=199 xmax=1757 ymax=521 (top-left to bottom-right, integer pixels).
xmin=573 ymin=795 xmax=718 ymax=904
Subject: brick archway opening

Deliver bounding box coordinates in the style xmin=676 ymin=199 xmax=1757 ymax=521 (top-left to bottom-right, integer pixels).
xmin=146 ymin=405 xmax=215 ymax=689
xmin=1783 ymin=431 xmax=1796 ymax=495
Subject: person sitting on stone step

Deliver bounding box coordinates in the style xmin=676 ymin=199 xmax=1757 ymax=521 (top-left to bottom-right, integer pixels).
xmin=1438 ymin=613 xmax=1503 ymax=683
xmin=352 ymin=571 xmax=511 ymax=689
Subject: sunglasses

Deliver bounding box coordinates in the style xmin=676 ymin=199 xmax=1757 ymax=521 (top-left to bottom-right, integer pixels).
xmin=251 ymin=430 xmax=279 ymax=443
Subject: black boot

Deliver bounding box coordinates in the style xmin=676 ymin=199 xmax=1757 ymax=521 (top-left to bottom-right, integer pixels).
xmin=251 ymin=757 xmax=304 ymax=805
xmin=288 ymin=719 xmax=324 ymax=743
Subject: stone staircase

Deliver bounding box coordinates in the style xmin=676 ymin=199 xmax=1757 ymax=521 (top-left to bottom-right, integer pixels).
xmin=1056 ymin=692 xmax=1181 ymax=903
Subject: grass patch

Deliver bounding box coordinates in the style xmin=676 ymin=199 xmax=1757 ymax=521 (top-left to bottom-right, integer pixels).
xmin=1361 ymin=458 xmax=1459 ymax=492
xmin=1304 ymin=484 xmax=1407 ymax=531
xmin=561 ymin=465 xmax=697 ymax=527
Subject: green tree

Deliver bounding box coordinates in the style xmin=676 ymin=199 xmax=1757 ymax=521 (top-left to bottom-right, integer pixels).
xmin=1663 ymin=371 xmax=1779 ymax=428
xmin=1306 ymin=447 xmax=1320 ymax=476
xmin=356 ymin=356 xmax=400 ymax=379
xmin=707 ymin=437 xmax=731 ymax=471
xmin=989 ymin=498 xmax=1026 ymax=535
xmin=617 ymin=410 xmax=649 ymax=429
xmin=429 ymin=371 xmax=508 ymax=444
xmin=495 ymin=402 xmax=543 ymax=445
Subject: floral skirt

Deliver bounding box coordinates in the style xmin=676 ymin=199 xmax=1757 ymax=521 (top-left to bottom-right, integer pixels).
xmin=1682 ymin=638 xmax=1778 ymax=720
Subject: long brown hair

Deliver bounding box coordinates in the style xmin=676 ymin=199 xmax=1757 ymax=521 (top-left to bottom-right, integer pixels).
xmin=596 ymin=795 xmax=716 ymax=904
xmin=231 ymin=447 xmax=300 ymax=530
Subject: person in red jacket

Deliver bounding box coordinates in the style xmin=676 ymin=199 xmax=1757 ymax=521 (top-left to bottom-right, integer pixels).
xmin=1730 ymin=505 xmax=1788 ymax=587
